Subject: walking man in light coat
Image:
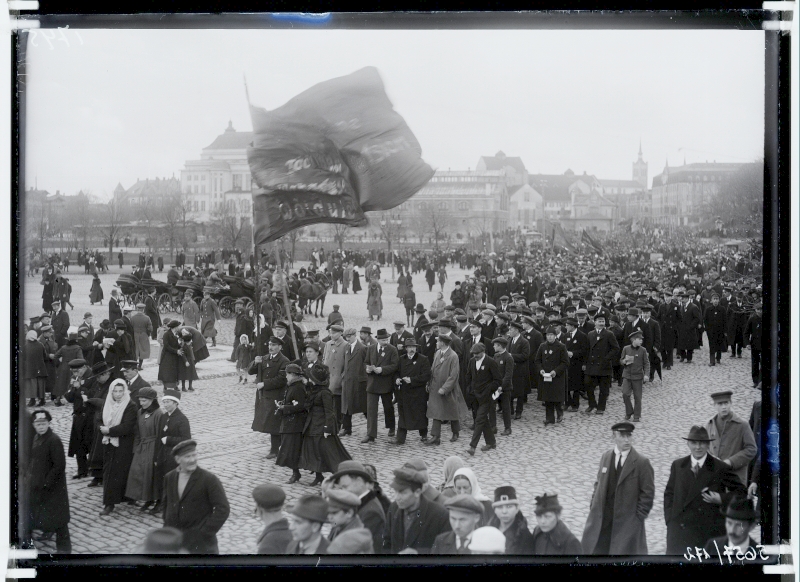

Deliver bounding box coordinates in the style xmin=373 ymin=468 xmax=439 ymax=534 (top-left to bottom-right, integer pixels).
xmin=130 ymin=303 xmax=153 ymax=371
xmin=705 ymin=390 xmax=757 ymax=486
xmin=424 ymin=334 xmax=462 ymax=446
xmin=581 ymin=421 xmax=655 ymax=555
xmin=322 ymin=325 xmax=348 ymax=429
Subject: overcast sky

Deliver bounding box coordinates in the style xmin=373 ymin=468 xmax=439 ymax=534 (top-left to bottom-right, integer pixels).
xmin=22 ymin=27 xmax=765 ymax=199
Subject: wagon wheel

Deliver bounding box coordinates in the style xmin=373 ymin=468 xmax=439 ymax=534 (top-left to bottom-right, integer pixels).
xmin=219 ymin=297 xmax=234 ymax=319
xmin=243 ymin=298 xmax=254 ymax=314
xmin=117 ymin=293 xmax=126 ymax=308
xmin=157 ymin=293 xmax=172 ymax=314
xmin=133 ymin=290 xmax=145 ymax=305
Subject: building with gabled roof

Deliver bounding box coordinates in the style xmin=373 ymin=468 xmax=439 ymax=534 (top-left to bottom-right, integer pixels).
xmin=560 ymin=189 xmax=617 ymax=232
xmin=476 ymin=151 xmax=528 ymax=187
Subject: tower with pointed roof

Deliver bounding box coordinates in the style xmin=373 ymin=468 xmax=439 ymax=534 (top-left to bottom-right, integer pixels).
xmin=632 ymin=140 xmax=648 ymax=189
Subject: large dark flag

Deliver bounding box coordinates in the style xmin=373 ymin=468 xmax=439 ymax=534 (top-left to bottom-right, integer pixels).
xmin=247 ymin=67 xmax=435 ymax=244
xmin=552 ymin=223 xmax=576 ymax=253
xmin=581 ymin=229 xmax=604 ymax=254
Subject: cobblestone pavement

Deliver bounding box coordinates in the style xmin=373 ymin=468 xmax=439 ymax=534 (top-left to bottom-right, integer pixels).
xmin=21 ymin=264 xmax=760 ymax=555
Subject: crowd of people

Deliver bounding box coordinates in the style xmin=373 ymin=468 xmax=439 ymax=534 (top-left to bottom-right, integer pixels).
xmin=20 ymin=228 xmax=767 ymax=559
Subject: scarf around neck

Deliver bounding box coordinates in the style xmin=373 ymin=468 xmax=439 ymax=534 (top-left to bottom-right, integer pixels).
xmin=102 ymin=379 xmax=131 ymax=447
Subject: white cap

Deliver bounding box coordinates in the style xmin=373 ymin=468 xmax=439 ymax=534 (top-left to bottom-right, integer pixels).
xmin=468 ymin=526 xmax=507 ymax=554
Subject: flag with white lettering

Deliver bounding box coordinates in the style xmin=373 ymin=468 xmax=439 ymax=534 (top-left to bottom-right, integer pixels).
xmin=248 ymin=67 xmax=434 ymax=244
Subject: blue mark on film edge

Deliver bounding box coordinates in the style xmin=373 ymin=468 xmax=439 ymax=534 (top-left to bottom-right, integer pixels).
xmin=269 ymin=13 xmax=332 ymax=23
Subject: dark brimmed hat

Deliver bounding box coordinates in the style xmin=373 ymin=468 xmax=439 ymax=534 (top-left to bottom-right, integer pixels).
xmin=332 ymin=460 xmax=374 ymax=483
xmin=720 ymin=495 xmax=757 ymax=522
xmin=403 ymin=338 xmax=419 ymax=348
xmin=545 ymin=326 xmax=560 ymax=335
xmin=252 ymin=484 xmax=285 ymax=511
xmin=710 ymin=390 xmax=733 ymax=402
xmin=375 ymin=329 xmax=390 ymax=340
xmin=682 ymin=425 xmax=715 ymax=442
xmin=359 ymin=326 xmax=372 ymax=335
xmin=274 ymin=320 xmax=290 ymax=330
xmin=444 ymin=494 xmax=484 ymax=515
xmin=68 ymin=358 xmax=87 ymax=368
xmin=390 ymin=466 xmax=426 ymax=491
xmin=414 ymin=303 xmax=426 ymax=313
xmin=509 ymin=320 xmax=523 ymax=331
xmin=167 ymin=320 xmax=181 ymax=328
xmin=491 ymin=336 xmax=508 ymax=347
xmin=565 ymin=318 xmax=578 ymax=327
xmin=114 ymin=319 xmax=127 ymax=330
xmin=171 ymin=439 xmax=197 ymax=457
xmin=534 ymin=492 xmax=563 ymax=515
xmin=437 ymin=319 xmax=456 ymax=330
xmin=437 ymin=333 xmax=454 ymax=344
xmin=289 ymin=495 xmax=328 ymax=523
xmin=120 ymin=360 xmax=139 ymax=370
xmin=285 ymin=363 xmax=302 ymax=375
xmin=627 ymin=307 xmax=640 ymax=316
xmin=628 ymin=330 xmax=643 ymax=340
xmin=91 ymin=361 xmax=112 ymax=375
xmin=611 ymin=421 xmax=635 ymax=433
xmin=268 ymin=336 xmax=284 ymax=346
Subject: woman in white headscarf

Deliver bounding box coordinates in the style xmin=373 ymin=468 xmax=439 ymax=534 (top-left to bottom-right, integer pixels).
xmin=98 ymin=379 xmax=137 ymax=516
xmin=452 ymin=467 xmax=493 ymax=526
xmin=438 ymin=456 xmax=466 ymax=500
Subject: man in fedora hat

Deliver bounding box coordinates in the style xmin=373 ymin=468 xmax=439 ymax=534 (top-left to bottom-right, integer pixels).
xmin=253 ymin=484 xmax=292 ymax=554
xmin=663 ymin=425 xmax=747 ymax=554
xmin=340 ymin=328 xmax=367 ymax=437
xmin=391 ymin=337 xmax=432 ymax=445
xmin=323 ymin=324 xmax=347 ymax=428
xmin=382 ymin=465 xmax=452 ymax=554
xmin=705 ymin=391 xmax=757 ymax=486
xmin=424 ymin=334 xmax=462 ymax=445
xmin=465 ymin=342 xmax=501 ymax=457
xmin=581 ymin=422 xmax=654 ymax=555
xmin=412 ymin=303 xmax=429 ymax=341
xmin=703 ymin=496 xmax=766 ymax=563
xmin=363 ymin=329 xmax=399 ymax=443
xmin=744 ymin=302 xmax=762 ymax=387
xmin=390 ymin=321 xmax=414 ymax=351
xmin=151 ymin=389 xmax=191 ymax=516
xmin=162 ymin=440 xmax=230 ymax=554
xmin=50 ymin=300 xmax=71 ymax=348
xmin=286 ymin=495 xmax=330 ymax=554
xmin=332 ymin=460 xmax=386 ymax=553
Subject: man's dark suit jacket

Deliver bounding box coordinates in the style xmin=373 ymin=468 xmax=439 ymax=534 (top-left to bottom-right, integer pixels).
xmin=163 ymin=466 xmax=230 ymax=554
xmin=382 ymin=495 xmax=451 ymax=554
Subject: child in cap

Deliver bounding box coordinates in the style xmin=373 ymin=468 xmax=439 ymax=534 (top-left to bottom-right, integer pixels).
xmin=620 ymin=330 xmax=650 ymax=423
xmin=235 ymin=334 xmax=253 ymax=384
xmin=178 ymin=330 xmax=198 ymax=392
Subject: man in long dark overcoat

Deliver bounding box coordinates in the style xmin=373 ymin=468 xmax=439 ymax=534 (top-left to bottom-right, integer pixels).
xmin=534 ymin=326 xmax=570 ymax=425
xmin=363 ymin=330 xmax=399 ymax=443
xmin=676 ymin=293 xmax=702 ymax=363
xmin=703 ymin=293 xmax=728 ymax=366
xmin=657 ymin=290 xmax=680 ymax=369
xmin=340 ymin=329 xmax=367 ymax=436
xmin=506 ymin=322 xmax=530 ymax=420
xmin=391 ymin=338 xmax=432 ymax=445
xmin=580 ymin=315 xmax=620 ymax=415
xmin=248 ymin=336 xmax=289 ymax=459
xmin=563 ymin=318 xmax=589 ymax=413
xmin=151 ymin=389 xmax=191 ymax=515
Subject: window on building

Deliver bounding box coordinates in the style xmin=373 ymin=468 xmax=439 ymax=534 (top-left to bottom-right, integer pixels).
xmin=457 ymin=201 xmax=469 ymax=211
xmin=201 ymin=175 xmax=206 ymax=181
xmin=201 ymin=185 xmax=206 ymax=194
xmin=233 ymin=174 xmax=242 ymax=191
xmin=438 ymin=201 xmax=448 ymax=210
xmin=201 ymin=201 xmax=205 ymax=211
xmin=193 ymin=201 xmax=198 ymax=211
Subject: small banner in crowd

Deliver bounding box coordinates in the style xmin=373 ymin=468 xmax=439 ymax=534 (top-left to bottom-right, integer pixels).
xmin=247 ymin=67 xmax=434 ymax=244
xmin=581 ymin=229 xmax=604 ymax=254
xmin=552 ymin=222 xmax=576 ymax=253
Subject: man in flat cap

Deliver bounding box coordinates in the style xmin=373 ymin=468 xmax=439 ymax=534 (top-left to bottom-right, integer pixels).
xmin=703 ymin=293 xmax=728 ymax=367
xmin=151 ymin=389 xmax=190 ymax=516
xmin=390 ymin=321 xmax=414 ymax=351
xmin=465 ymin=342 xmax=501 ymax=456
xmin=332 ymin=460 xmax=386 ymax=553
xmin=431 ymin=494 xmax=485 ymax=554
xmin=249 ymin=336 xmax=289 ymax=460
xmin=325 ymin=489 xmax=368 ymax=548
xmin=705 ymin=391 xmax=757 ymax=486
xmin=534 ymin=327 xmax=570 ymax=425
xmin=744 ymin=302 xmax=762 ymax=387
xmin=582 ymin=422 xmax=654 ymax=555
xmin=664 ymin=425 xmax=747 ymax=554
xmin=162 ymin=440 xmax=230 ymax=554
xmin=50 ymin=300 xmax=71 ymax=348
xmin=363 ymin=329 xmax=399 ymax=443
xmin=382 ymin=466 xmax=452 ymax=554
xmin=323 ymin=324 xmax=347 ymax=429
xmin=286 ymin=495 xmax=330 ymax=554
xmin=619 ymin=330 xmax=650 ymax=423
xmin=253 ymin=484 xmax=292 ymax=554
xmin=120 ymin=359 xmax=151 ymax=407
xmin=327 ymin=528 xmax=375 ymax=555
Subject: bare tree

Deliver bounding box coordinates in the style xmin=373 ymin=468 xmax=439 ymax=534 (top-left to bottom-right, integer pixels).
xmin=160 ymin=190 xmax=192 ymax=260
xmin=408 ymin=210 xmax=430 ymax=244
xmin=210 ymin=200 xmax=252 ymax=253
xmin=95 ymin=195 xmax=128 ymax=258
xmin=284 ymin=227 xmax=305 ymax=263
xmin=67 ymin=191 xmax=95 ymax=251
xmin=24 ymin=193 xmax=48 ymax=254
xmin=426 ymin=205 xmax=453 ymax=251
xmin=330 ymin=223 xmax=351 ymax=252
xmin=137 ymin=196 xmax=160 ymax=252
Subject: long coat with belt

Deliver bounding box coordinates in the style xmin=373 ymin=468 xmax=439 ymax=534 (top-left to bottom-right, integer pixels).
xmin=125 ymin=404 xmax=164 ymax=502
xmin=157 ymin=328 xmax=181 ymax=384
xmin=676 ymin=302 xmax=702 ymax=351
xmin=162 ymin=466 xmax=230 ymax=554
xmin=426 ymin=347 xmax=461 ymax=421
xmin=322 ymin=336 xmax=347 ymax=397
xmin=25 ymin=428 xmax=70 ymax=532
xmin=395 ymin=352 xmax=432 ymax=430
xmin=365 ymin=343 xmax=399 ymax=395
xmin=534 ymin=340 xmax=570 ymax=403
xmin=249 ymin=353 xmax=289 ymax=434
xmin=581 ymin=447 xmax=655 ymax=555
xmin=507 ymin=334 xmax=531 ymax=398
xmin=705 ymin=412 xmax=758 ymax=486
xmin=341 ymin=340 xmax=368 ymax=415
xmin=382 ymin=495 xmax=452 ymax=554
xmin=663 ymin=454 xmax=746 ymax=554
xmin=130 ymin=312 xmax=153 ymax=360
xmin=153 ymin=407 xmax=191 ymax=499
xmin=584 ymin=328 xmax=620 ymax=377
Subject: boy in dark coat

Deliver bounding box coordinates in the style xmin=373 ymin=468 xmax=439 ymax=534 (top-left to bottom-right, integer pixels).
xmin=253 ymin=484 xmax=292 ymax=554
xmin=162 ymin=440 xmax=230 ymax=554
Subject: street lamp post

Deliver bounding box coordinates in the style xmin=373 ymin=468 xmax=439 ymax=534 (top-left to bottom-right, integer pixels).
xmin=380 ymin=214 xmax=402 ymax=283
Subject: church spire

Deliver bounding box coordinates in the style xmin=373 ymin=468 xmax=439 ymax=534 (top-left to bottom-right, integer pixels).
xmin=638 ymin=139 xmax=642 ymax=159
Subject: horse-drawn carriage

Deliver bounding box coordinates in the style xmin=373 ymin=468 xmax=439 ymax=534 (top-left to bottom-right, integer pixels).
xmin=115 ymin=275 xmax=178 ymax=313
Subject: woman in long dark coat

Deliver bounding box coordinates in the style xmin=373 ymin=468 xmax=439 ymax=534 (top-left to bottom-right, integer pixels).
xmin=24 ymin=410 xmax=71 ymax=553
xmin=23 ymin=331 xmax=49 ymax=406
xmin=63 ymin=360 xmax=95 ymax=479
xmin=177 ymin=330 xmax=199 ymax=391
xmin=40 ymin=267 xmax=55 ymax=312
xmin=95 ymin=379 xmax=137 ymax=516
xmin=393 ymin=339 xmax=431 ymax=443
xmin=157 ymin=320 xmax=182 ymax=388
xmin=89 ymin=273 xmax=104 ymax=305
xmin=276 ymin=364 xmax=308 ymax=484
xmin=53 ymin=333 xmax=83 ymax=404
xmin=124 ymin=387 xmax=163 ymax=510
xmin=352 ymin=268 xmax=362 ymax=294
xmin=299 ymin=362 xmax=351 ymax=486
xmin=533 ymin=327 xmax=570 ymax=425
